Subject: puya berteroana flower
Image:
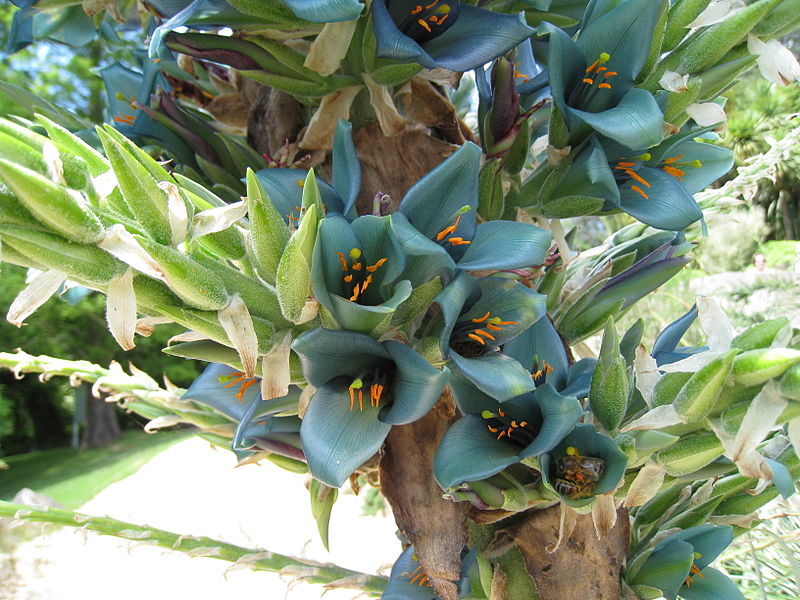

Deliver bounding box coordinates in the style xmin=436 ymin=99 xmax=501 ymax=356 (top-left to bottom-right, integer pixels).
xmin=393 ymin=141 xmax=551 ymax=273
xmin=383 ymin=545 xmax=477 ymax=600
xmin=627 ymin=524 xmax=744 ymax=600
xmin=181 ymin=363 xmax=304 ymax=460
xmin=544 ymin=0 xmax=664 ymax=149
xmin=291 ymin=327 xmax=448 ymax=488
xmin=432 ymin=271 xmax=546 ymax=402
xmin=546 ymin=125 xmax=734 ymax=230
xmin=371 ymin=0 xmax=534 ymax=72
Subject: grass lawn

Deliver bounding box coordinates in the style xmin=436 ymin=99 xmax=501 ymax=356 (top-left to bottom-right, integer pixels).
xmin=0 ymin=429 xmax=189 ymax=509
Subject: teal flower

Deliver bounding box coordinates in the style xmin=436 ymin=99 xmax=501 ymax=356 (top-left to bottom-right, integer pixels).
xmin=292 ymin=328 xmax=448 ymax=487
xmin=544 ymin=0 xmax=664 ymax=148
xmin=383 ymin=545 xmax=476 ymax=600
xmin=434 ymin=272 xmax=546 ymax=402
xmin=628 ymin=525 xmax=744 ymax=600
xmin=393 ymin=142 xmax=551 ymax=274
xmin=312 ymin=214 xmax=414 ymax=334
xmin=372 ymin=1 xmax=534 ymax=72
xmin=182 ymin=363 xmax=304 ymax=460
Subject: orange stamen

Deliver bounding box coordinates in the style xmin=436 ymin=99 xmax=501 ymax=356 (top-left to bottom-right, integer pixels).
xmin=435 ymin=14 xmax=448 ymax=25
xmin=417 ymin=18 xmax=431 ymax=32
xmin=472 ymin=311 xmax=491 ymax=323
xmin=236 ymin=379 xmax=257 ymax=402
xmin=487 ymin=426 xmax=498 ymax=433
xmin=519 ymin=421 xmax=528 ymax=427
xmin=343 ymin=274 xmax=353 ymax=283
xmin=624 ymin=169 xmax=651 ymax=187
xmin=425 ymin=0 xmax=439 ymax=7
xmin=604 ymin=71 xmax=618 ymax=78
xmin=436 ymin=214 xmax=461 ymax=241
xmin=349 ymin=386 xmax=355 ymax=411
xmin=352 ymin=262 xmax=362 ymax=271
xmin=583 ymin=78 xmax=595 ymax=85
xmin=663 ymin=154 xmax=684 ymax=164
xmin=662 ymin=165 xmax=685 ymax=180
xmin=336 ymin=252 xmax=348 ymax=271
xmin=598 ymin=83 xmax=612 ymax=89
xmin=411 ymin=4 xmax=422 ymax=13
xmin=585 ymin=59 xmax=600 ymax=73
xmin=497 ymin=430 xmax=508 ymax=439
xmin=446 ymin=237 xmax=471 ymax=245
xmin=475 ymin=329 xmax=496 ymax=341
xmin=616 ymin=161 xmax=636 ymax=167
xmin=498 ymin=320 xmax=517 ymax=325
xmin=631 ymin=185 xmax=649 ymax=199
xmin=486 ymin=323 xmax=502 ymax=331
xmin=349 ymin=286 xmax=360 ymax=302
xmin=358 ymin=389 xmax=364 ymax=411
xmin=467 ymin=333 xmax=485 ymax=345
xmin=366 ymin=258 xmax=388 ymax=272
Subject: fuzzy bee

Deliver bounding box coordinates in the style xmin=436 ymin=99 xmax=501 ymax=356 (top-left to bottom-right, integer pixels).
xmin=553 ymin=446 xmax=605 ymax=500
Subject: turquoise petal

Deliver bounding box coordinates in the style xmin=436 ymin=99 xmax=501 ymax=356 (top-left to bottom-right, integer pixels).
xmin=619 ymin=166 xmax=702 ymax=230
xmin=450 ymin=350 xmax=535 ymax=402
xmin=291 ymin=328 xmax=390 ymax=387
xmin=577 ymin=0 xmax=662 ymax=85
xmin=518 ymin=384 xmax=582 ymax=458
xmin=398 ymin=142 xmax=480 ymax=242
xmin=570 ymin=88 xmax=664 ymax=149
xmin=350 ymin=215 xmax=406 ymax=298
xmin=434 ymin=414 xmax=522 ymax=489
xmin=372 ymin=0 xmax=438 ymax=68
xmin=456 ymin=220 xmax=551 ymax=271
xmin=332 ymin=119 xmax=360 ymax=220
xmin=544 ymin=25 xmax=588 ymax=119
xmin=766 ymin=458 xmax=796 ymax=499
xmin=656 ymin=525 xmax=733 ymax=571
xmin=312 ymin=215 xmax=362 ymax=304
xmin=282 ymin=0 xmax=363 ymax=22
xmin=503 ymin=315 xmax=570 ymax=390
xmin=448 ymin=368 xmax=499 ymax=415
xmin=561 ymin=358 xmax=596 ymax=398
xmin=652 ymin=139 xmax=733 ymax=195
xmin=383 ymin=547 xmax=439 ymax=600
xmin=678 ymin=566 xmax=745 ymax=600
xmin=463 ymin=278 xmax=547 ymax=346
xmin=421 ymin=6 xmax=535 ymax=72
xmin=255 ymin=169 xmax=342 ymax=221
xmin=390 ymin=212 xmax=456 ymax=286
xmin=435 ymin=271 xmax=481 ymax=354
xmin=300 ymin=381 xmax=391 ymax=487
xmin=381 ymin=341 xmax=449 ymax=425
xmin=327 ymin=280 xmax=412 ymax=333
xmin=550 ymin=138 xmax=620 ymax=208
xmin=631 ymin=539 xmax=694 ymax=600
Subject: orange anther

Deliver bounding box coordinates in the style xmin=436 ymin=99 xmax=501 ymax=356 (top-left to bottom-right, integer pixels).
xmin=488 ymin=426 xmax=498 ymax=433
xmin=349 ymin=386 xmax=355 ymax=411
xmin=475 ymin=329 xmax=496 ymax=341
xmin=336 ymin=252 xmax=348 ymax=271
xmin=585 ymin=59 xmax=600 ymax=73
xmin=497 ymin=430 xmax=508 ymax=439
xmin=435 ymin=14 xmax=448 ymax=25
xmin=436 ymin=214 xmax=461 ymax=241
xmin=349 ymin=286 xmax=360 ymax=302
xmin=624 ymin=169 xmax=651 ymax=187
xmin=486 ymin=323 xmax=502 ymax=331
xmin=598 ymin=83 xmax=612 ymax=89
xmin=519 ymin=421 xmax=528 ymax=427
xmin=499 ymin=320 xmax=518 ymax=325
xmin=446 ymin=237 xmax=471 ymax=245
xmin=511 ymin=420 xmax=518 ymax=428
xmin=662 ymin=165 xmax=685 ymax=180
xmin=472 ymin=311 xmax=491 ymax=323
xmin=352 ymin=262 xmax=362 ymax=271
xmin=366 ymin=257 xmax=388 ymax=272
xmin=411 ymin=4 xmax=422 ymax=13
xmin=358 ymin=388 xmax=364 ymax=411
xmin=425 ymin=0 xmax=439 ymax=7
xmin=498 ymin=409 xmax=505 ymax=417
xmin=467 ymin=333 xmax=485 ymax=345
xmin=663 ymin=154 xmax=684 ymax=164
xmin=361 ymin=274 xmax=373 ymax=293
xmin=616 ymin=161 xmax=636 ymax=168
xmin=343 ymin=274 xmax=353 ymax=283
xmin=604 ymin=71 xmax=618 ymax=78
xmin=417 ymin=18 xmax=432 ymax=32
xmin=631 ymin=185 xmax=649 ymax=199
xmin=582 ymin=78 xmax=595 ymax=85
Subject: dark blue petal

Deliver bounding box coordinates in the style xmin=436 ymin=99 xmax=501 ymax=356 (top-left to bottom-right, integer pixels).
xmin=332 ymin=119 xmax=360 ymax=220
xmin=301 ymin=381 xmax=391 ymax=487
xmin=653 ymin=304 xmax=698 ymax=363
xmin=422 ymin=6 xmax=535 ymax=72
xmin=456 ymin=220 xmax=551 ymax=271
xmin=434 ymin=414 xmax=522 ymax=489
xmin=381 ymin=341 xmax=449 ymax=425
xmin=372 ymin=0 xmax=438 ymax=69
xmin=383 ymin=547 xmax=439 ymax=600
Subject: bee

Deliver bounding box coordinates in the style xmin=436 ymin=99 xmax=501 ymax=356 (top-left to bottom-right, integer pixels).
xmin=553 ymin=446 xmax=605 ymax=500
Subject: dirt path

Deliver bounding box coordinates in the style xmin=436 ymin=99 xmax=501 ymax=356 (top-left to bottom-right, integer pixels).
xmin=7 ymin=436 xmax=401 ymax=600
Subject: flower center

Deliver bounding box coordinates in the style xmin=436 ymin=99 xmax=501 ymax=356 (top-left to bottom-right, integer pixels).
xmin=553 ymin=446 xmax=605 ymax=499
xmin=481 ymin=407 xmax=531 ymax=441
xmin=568 ymin=52 xmax=618 ymax=108
xmin=434 ymin=205 xmax=473 ymax=248
xmin=218 ymin=371 xmax=259 ymax=402
xmin=404 ymin=560 xmax=433 ymax=587
xmin=347 ymin=369 xmax=389 ymax=412
xmin=531 ymin=360 xmax=554 ymax=386
xmin=613 ymin=154 xmax=704 ymax=199
xmin=396 ymin=0 xmax=458 ymax=44
xmin=450 ymin=310 xmax=518 ymax=357
xmin=335 ymin=247 xmax=389 ymax=304
xmin=684 ymin=553 xmax=705 ymax=587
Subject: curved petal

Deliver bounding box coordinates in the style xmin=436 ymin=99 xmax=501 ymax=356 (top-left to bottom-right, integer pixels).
xmin=182 ymin=363 xmax=261 ymax=421
xmin=678 ymin=566 xmax=745 ymax=600
xmin=255 ymin=168 xmax=342 ymax=220
xmin=619 ymin=167 xmax=702 ymax=230
xmin=291 ymin=327 xmax=390 ymax=387
xmin=381 ymin=340 xmax=449 ymax=425
xmin=326 ymin=279 xmax=412 ymax=333
xmin=519 ymin=384 xmax=582 ymax=458
xmin=398 ymin=142 xmax=481 ymax=242
xmin=463 ymin=278 xmax=547 ymax=345
xmin=421 ymin=6 xmax=535 ymax=72
xmin=300 ymin=381 xmax=391 ymax=487
xmin=450 ymin=350 xmax=535 ymax=402
xmin=570 ymin=88 xmax=664 ymax=149
xmin=503 ymin=316 xmax=570 ymax=390
xmin=282 ymin=0 xmax=364 ymax=22
xmin=656 ymin=140 xmax=733 ymax=195
xmin=350 ymin=215 xmax=406 ymax=296
xmin=543 ymin=25 xmax=586 ymax=118
xmin=448 ymin=368 xmax=498 ymax=415
xmin=372 ymin=0 xmax=438 ymax=69
xmin=331 ymin=119 xmax=361 ymax=219
xmin=561 ymin=358 xmax=597 ymax=398
xmin=391 ymin=212 xmax=456 ymax=285
xmin=631 ymin=539 xmax=694 ymax=600
xmin=383 ymin=547 xmax=439 ymax=600
xmin=657 ymin=525 xmax=733 ymax=571
xmin=456 ymin=220 xmax=551 ymax=271
xmin=434 ymin=271 xmax=481 ymax=354
xmin=312 ymin=215 xmax=364 ymax=310
xmin=434 ymin=414 xmax=522 ymax=489
xmin=653 ymin=304 xmax=698 ymax=363
xmin=550 ymin=138 xmax=620 ymax=208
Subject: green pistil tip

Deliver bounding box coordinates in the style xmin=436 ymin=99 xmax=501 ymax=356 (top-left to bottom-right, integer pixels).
xmin=218 ymin=375 xmax=235 ymax=383
xmin=457 ymin=205 xmax=472 ymax=215
xmin=599 ymin=52 xmax=611 ymax=63
xmin=349 ymin=247 xmax=362 ymax=259
xmin=693 ymin=552 xmax=703 ymax=559
xmin=488 ymin=316 xmax=502 ymax=325
xmin=350 ymin=378 xmax=364 ymax=389
xmin=115 ymin=92 xmax=128 ymax=101
xmin=566 ymin=446 xmax=579 ymax=456
xmin=691 ymin=160 xmax=703 ymax=168
xmin=481 ymin=410 xmax=495 ymax=420
xmin=635 ymin=153 xmax=652 ymax=161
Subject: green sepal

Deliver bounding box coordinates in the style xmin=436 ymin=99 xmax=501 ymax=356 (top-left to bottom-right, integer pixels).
xmin=265 ymin=453 xmax=308 ymax=474
xmin=662 ymin=0 xmax=710 ymax=52
xmin=276 ymin=205 xmax=319 ymax=323
xmin=752 ymin=0 xmax=800 ymax=39
xmin=163 ymin=340 xmax=243 ymax=369
xmin=654 ymin=432 xmax=723 ymax=477
xmin=368 ymin=63 xmax=422 ymax=86
xmin=240 ymin=70 xmax=359 ymax=98
xmin=589 ymin=318 xmax=629 ymax=432
xmin=661 ymin=494 xmax=723 ymax=530
xmin=731 ymin=348 xmax=800 ymax=387
xmin=503 ymin=118 xmax=531 ymax=176
xmin=696 ymin=54 xmax=758 ymax=102
xmin=34 ymin=114 xmax=109 ymax=176
xmin=779 ymin=364 xmax=800 ymax=402
xmin=246 ymin=168 xmax=291 ymax=285
xmin=136 ymin=237 xmax=229 ymax=311
xmin=633 ymin=482 xmax=686 ymax=528
xmin=478 ymin=160 xmax=504 ymax=222
xmin=673 ymin=350 xmax=736 ymax=422
xmin=309 ymin=478 xmax=338 ymax=551
xmin=715 ymin=487 xmax=779 ymax=516
xmin=663 ymin=77 xmax=702 ymax=124
xmin=0 ymin=159 xmax=104 ymax=244
xmin=158 ymin=306 xmax=274 ymax=355
xmin=391 ymin=276 xmax=442 ymax=327
xmin=731 ymin=317 xmax=790 ymax=351
xmin=541 ymin=195 xmax=604 ymax=219
xmin=97 ymin=127 xmax=172 ymax=245
xmin=0 ymin=225 xmax=122 ymax=285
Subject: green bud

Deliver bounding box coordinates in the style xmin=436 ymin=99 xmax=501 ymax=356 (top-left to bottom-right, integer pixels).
xmin=309 ymin=479 xmax=338 ymax=551
xmin=652 ymin=372 xmax=692 ymax=407
xmin=716 ymin=488 xmax=779 ymax=516
xmin=633 ymin=482 xmax=687 ymax=527
xmin=779 ymin=364 xmax=800 ymax=401
xmin=673 ymin=350 xmax=737 ymax=422
xmin=662 ymin=494 xmax=723 ymax=530
xmin=136 ymin=237 xmax=229 ymax=311
xmin=265 ymin=453 xmax=308 ymax=474
xmin=590 ymin=318 xmax=629 ymax=431
xmin=752 ymin=0 xmax=800 ymax=39
xmin=158 ymin=305 xmax=274 ymax=354
xmin=246 ymin=169 xmax=290 ymax=285
xmin=731 ymin=317 xmax=790 ymax=351
xmin=662 ymin=0 xmax=711 ymax=51
xmin=655 ymin=432 xmax=723 ymax=476
xmin=0 ymin=225 xmax=122 ymax=285
xmin=540 ymin=195 xmax=605 ymax=219
xmin=368 ymin=63 xmax=423 ymax=86
xmin=478 ymin=160 xmax=504 ymax=221
xmin=0 ymin=159 xmax=104 ymax=243
xmin=697 ymin=54 xmax=757 ymax=102
xmin=392 ymin=277 xmax=443 ymax=328
xmin=35 ymin=114 xmax=109 ymax=176
xmin=638 ymin=0 xmax=670 ymax=82
xmin=663 ymin=77 xmax=702 ymax=123
xmin=731 ymin=348 xmax=800 ymax=387
xmin=275 ymin=204 xmax=318 ymax=323
xmin=131 ymin=274 xmax=183 ymax=311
